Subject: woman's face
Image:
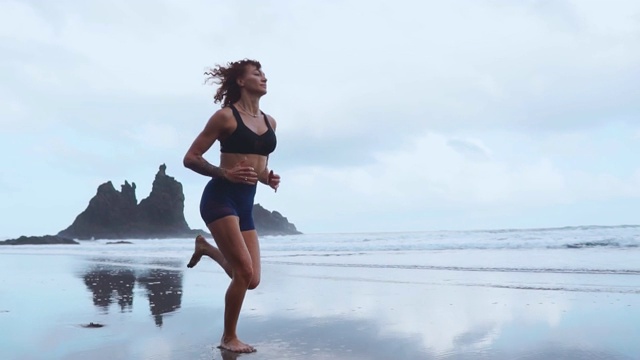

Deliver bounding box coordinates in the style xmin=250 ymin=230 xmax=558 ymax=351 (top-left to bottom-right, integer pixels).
xmin=240 ymin=65 xmax=267 ymax=95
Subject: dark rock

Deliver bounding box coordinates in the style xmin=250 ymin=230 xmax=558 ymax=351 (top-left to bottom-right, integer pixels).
xmin=136 ymin=164 xmax=194 ymax=238
xmin=58 ymin=164 xmax=201 ymax=240
xmin=81 ymin=322 xmax=104 ymax=328
xmin=56 ymin=164 xmax=300 ymax=240
xmin=105 ymin=241 xmax=133 ymax=245
xmin=253 ymin=203 xmax=302 ymax=236
xmin=57 ymin=181 xmax=139 ymax=239
xmin=0 ymin=235 xmax=79 ymax=245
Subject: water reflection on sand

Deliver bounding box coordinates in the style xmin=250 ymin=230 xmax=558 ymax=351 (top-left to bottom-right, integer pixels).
xmin=1 ymin=241 xmax=638 ymax=360
xmin=80 ymin=259 xmax=183 ymax=327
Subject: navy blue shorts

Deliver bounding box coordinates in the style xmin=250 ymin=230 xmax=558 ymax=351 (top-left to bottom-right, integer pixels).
xmin=199 ymin=178 xmax=257 ymax=231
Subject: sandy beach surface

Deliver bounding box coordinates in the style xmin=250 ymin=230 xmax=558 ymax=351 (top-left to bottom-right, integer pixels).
xmin=1 ymin=232 xmax=639 ymax=360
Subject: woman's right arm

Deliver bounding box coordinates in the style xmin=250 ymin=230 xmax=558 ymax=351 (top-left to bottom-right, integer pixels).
xmin=183 ymin=110 xmax=228 ymax=178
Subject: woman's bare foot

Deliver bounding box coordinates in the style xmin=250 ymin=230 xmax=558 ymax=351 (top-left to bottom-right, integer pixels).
xmin=186 ymin=235 xmax=207 ymax=268
xmin=218 ymin=336 xmax=256 ymax=353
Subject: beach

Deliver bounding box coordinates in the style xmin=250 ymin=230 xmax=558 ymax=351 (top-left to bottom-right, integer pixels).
xmin=1 ymin=228 xmax=639 ymax=360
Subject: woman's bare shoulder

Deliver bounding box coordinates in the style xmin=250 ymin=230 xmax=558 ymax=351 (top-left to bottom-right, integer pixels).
xmin=207 ymin=107 xmax=235 ymax=127
xmin=265 ymin=113 xmax=277 ymax=130
xmin=212 ymin=106 xmax=234 ymax=120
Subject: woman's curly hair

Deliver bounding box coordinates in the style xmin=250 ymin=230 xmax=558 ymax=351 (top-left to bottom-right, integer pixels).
xmin=204 ymin=59 xmax=262 ymax=107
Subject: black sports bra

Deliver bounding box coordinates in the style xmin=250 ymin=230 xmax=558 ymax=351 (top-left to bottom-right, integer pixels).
xmin=220 ymin=105 xmax=277 ymax=156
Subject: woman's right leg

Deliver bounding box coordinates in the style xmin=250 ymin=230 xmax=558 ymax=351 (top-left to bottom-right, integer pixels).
xmin=207 ymin=215 xmax=256 ymax=353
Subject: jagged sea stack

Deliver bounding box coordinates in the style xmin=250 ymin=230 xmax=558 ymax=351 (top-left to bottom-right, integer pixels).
xmin=58 ymin=164 xmax=198 ymax=240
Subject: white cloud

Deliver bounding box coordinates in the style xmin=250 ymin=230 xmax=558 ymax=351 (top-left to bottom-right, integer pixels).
xmin=283 ymin=131 xmax=568 ymax=208
xmin=0 ymin=1 xmax=54 ymax=41
xmin=2 ymin=0 xmax=640 ymax=236
xmin=124 ymin=122 xmax=182 ymax=150
xmin=251 ymin=128 xmax=640 ymax=233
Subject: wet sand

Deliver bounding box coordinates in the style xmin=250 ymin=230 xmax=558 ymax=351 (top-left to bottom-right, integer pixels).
xmin=1 ymin=248 xmax=639 ymax=360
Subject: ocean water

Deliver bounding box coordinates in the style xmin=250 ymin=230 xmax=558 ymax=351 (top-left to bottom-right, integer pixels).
xmin=6 ymin=225 xmax=638 ymax=290
xmin=2 ymin=226 xmax=639 ymax=306
xmin=1 ymin=225 xmax=639 ymax=359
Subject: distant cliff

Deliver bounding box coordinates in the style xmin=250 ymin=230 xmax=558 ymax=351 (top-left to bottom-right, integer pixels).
xmin=53 ymin=164 xmax=300 ymax=240
xmin=253 ymin=203 xmax=301 ymax=236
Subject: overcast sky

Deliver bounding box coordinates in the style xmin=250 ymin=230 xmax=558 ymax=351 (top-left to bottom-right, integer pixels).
xmin=1 ymin=0 xmax=639 ymax=238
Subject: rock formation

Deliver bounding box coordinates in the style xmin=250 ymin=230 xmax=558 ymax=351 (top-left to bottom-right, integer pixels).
xmin=253 ymin=203 xmax=302 ymax=236
xmin=58 ymin=164 xmax=200 ymax=240
xmin=0 ymin=235 xmax=79 ymax=245
xmin=54 ymin=164 xmax=300 ymax=240
xmin=2 ymin=164 xmax=300 ymax=243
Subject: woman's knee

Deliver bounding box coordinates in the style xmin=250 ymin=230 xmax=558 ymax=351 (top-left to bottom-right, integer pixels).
xmin=248 ymin=277 xmax=260 ymax=290
xmin=233 ymin=263 xmax=254 ymax=285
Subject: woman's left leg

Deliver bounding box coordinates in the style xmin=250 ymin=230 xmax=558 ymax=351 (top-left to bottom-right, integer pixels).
xmin=187 ymin=234 xmax=232 ymax=278
xmin=185 ymin=231 xmax=258 ymax=284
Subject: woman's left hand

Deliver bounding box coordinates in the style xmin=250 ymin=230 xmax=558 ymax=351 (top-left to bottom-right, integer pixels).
xmin=267 ymin=170 xmax=280 ymax=192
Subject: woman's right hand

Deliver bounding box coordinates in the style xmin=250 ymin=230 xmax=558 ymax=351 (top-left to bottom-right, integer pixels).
xmin=223 ymin=160 xmax=258 ymax=185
